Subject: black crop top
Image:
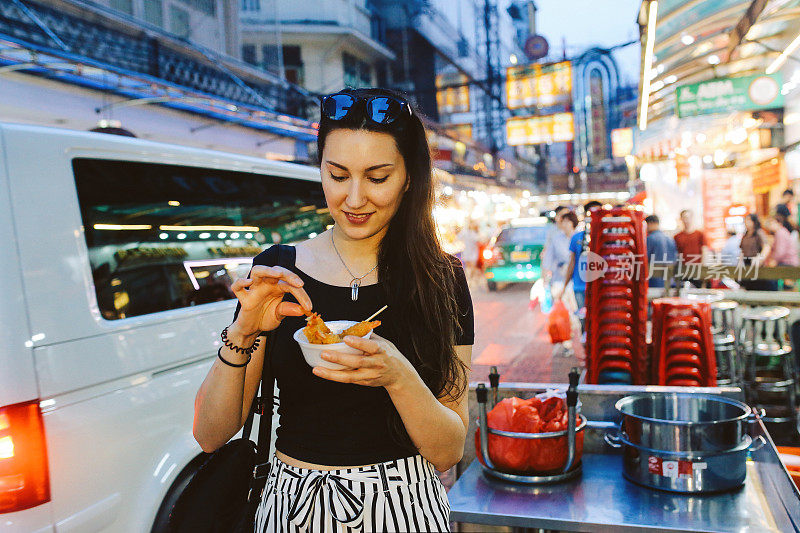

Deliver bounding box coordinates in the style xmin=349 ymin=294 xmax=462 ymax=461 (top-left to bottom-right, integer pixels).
xmin=233 ymin=244 xmax=474 ymax=465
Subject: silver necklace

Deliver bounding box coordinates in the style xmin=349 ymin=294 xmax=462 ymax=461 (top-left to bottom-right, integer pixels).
xmin=331 ymin=230 xmax=378 ymax=301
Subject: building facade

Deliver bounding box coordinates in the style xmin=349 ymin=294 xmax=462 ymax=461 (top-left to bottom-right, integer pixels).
xmin=238 ymin=0 xmax=535 ymax=185
xmin=239 ymin=0 xmax=394 ymax=95
xmin=0 ymin=0 xmax=314 ymax=159
xmin=370 ymin=0 xmax=531 ymax=183
xmin=64 ymin=0 xmax=241 ymax=57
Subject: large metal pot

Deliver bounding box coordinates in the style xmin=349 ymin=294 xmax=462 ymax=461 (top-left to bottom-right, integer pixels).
xmin=606 ymin=432 xmax=763 ymax=493
xmin=615 ymin=393 xmax=751 ymax=452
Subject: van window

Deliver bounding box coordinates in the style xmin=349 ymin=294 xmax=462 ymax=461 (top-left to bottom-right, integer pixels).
xmin=72 ymin=158 xmax=331 ymax=320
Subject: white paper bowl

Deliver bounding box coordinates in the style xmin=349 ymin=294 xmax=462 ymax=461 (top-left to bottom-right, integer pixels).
xmin=293 ymin=320 xmax=374 ymax=370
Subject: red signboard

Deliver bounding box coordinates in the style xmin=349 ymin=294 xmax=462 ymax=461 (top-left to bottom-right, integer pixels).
xmin=703 ymin=169 xmax=735 ymax=252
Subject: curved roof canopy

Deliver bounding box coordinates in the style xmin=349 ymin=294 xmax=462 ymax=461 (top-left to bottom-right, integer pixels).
xmin=638 ymin=0 xmax=800 ymax=127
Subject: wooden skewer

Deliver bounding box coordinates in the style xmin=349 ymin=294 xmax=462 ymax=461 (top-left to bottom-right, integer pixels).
xmin=364 ymin=305 xmax=388 ymax=322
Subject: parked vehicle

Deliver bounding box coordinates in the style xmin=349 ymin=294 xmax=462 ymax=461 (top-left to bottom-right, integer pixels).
xmin=482 ymin=219 xmax=548 ymax=291
xmin=0 ymin=122 xmax=329 ymax=532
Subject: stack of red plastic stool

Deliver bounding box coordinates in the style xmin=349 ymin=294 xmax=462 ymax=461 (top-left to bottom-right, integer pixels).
xmin=651 ymin=297 xmax=717 ymax=386
xmin=585 ymin=206 xmax=648 ymax=385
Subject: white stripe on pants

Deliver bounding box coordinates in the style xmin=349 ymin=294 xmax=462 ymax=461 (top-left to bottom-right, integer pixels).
xmin=254 ymin=454 xmax=451 ymax=532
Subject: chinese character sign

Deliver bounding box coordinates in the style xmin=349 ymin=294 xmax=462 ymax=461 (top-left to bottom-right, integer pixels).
xmin=436 ymin=72 xmax=470 ymax=114
xmin=506 ymin=112 xmax=575 ymax=146
xmin=676 ymin=73 xmax=783 ymax=118
xmin=703 ymin=169 xmax=734 ymax=252
xmin=506 ymin=61 xmax=572 ymax=109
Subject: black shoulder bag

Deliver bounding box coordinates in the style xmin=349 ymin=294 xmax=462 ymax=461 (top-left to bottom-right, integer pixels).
xmin=169 ymin=247 xmax=286 ymax=533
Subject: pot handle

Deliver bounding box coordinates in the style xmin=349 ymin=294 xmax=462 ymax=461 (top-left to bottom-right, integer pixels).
xmin=604 ymin=428 xmax=623 ymax=449
xmin=748 ymin=434 xmax=767 ymax=453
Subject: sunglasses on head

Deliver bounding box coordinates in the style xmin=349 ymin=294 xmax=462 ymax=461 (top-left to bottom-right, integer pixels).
xmin=321 ymin=93 xmax=412 ymax=125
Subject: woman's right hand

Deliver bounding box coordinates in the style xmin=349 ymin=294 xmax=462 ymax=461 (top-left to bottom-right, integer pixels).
xmin=229 ymin=265 xmax=313 ymax=336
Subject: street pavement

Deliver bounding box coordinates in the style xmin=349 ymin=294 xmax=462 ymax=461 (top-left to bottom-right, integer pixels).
xmin=469 ymin=279 xmax=585 ymax=385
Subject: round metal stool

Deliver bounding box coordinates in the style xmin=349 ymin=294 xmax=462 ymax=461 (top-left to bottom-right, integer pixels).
xmin=711 ymin=300 xmax=737 ymax=338
xmin=683 ymin=289 xmax=726 ymax=303
xmin=711 ymin=301 xmax=739 ymax=385
xmin=739 ymin=306 xmax=797 ymax=426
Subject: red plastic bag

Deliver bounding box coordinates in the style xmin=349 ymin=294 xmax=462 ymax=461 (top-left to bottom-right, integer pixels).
xmin=476 ymin=395 xmax=584 ymax=473
xmin=547 ymin=301 xmax=572 ymax=343
xmin=483 ymin=398 xmax=528 ymax=471
xmin=532 ymin=412 xmax=583 ymax=472
xmin=475 ymin=398 xmax=529 ymax=471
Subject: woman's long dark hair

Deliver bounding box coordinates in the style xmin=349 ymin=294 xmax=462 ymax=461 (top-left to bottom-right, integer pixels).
xmin=743 ymin=213 xmax=763 ymax=253
xmin=745 ymin=213 xmax=761 ymax=235
xmin=317 ymin=88 xmax=468 ymax=450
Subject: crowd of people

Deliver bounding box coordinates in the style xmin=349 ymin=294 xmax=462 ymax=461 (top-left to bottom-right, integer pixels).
xmin=539 ymin=194 xmax=800 ymax=316
xmin=645 ymin=189 xmax=800 ymax=291
xmin=450 ymin=189 xmax=800 ymax=299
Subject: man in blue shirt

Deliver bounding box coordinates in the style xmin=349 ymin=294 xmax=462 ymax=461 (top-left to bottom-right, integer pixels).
xmin=646 ymin=214 xmax=678 ymax=288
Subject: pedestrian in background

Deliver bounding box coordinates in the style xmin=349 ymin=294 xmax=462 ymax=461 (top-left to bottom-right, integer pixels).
xmin=767 ymin=212 xmax=799 ymax=290
xmin=767 ymin=212 xmax=800 ymax=267
xmin=193 ymin=87 xmax=473 ymax=532
xmin=556 ymin=200 xmax=602 ymax=341
xmin=645 ymin=214 xmax=677 ymax=288
xmin=548 ymin=210 xmax=579 ymax=302
xmin=776 ymin=210 xmax=794 ymax=233
xmin=720 ymin=228 xmax=742 ymax=265
xmin=457 ymin=222 xmax=482 ymax=285
xmin=740 ymin=213 xmax=773 ymax=291
xmin=777 ymin=188 xmax=798 ymax=231
xmin=674 ymin=209 xmax=707 ymax=264
xmin=542 ymin=206 xmax=571 ymax=286
xmin=674 ymin=209 xmax=708 ymax=287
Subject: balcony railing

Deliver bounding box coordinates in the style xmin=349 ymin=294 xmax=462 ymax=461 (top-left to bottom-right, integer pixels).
xmin=0 ymin=0 xmax=310 ymax=117
xmin=277 ymin=0 xmax=373 ymax=38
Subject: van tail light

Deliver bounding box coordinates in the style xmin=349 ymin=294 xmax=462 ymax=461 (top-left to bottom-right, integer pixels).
xmin=0 ymin=401 xmax=50 ymax=513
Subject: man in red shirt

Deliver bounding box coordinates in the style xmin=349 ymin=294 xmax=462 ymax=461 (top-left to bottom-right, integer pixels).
xmin=674 ymin=209 xmax=707 ymax=264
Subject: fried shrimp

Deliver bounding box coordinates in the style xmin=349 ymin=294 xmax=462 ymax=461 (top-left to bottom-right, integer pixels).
xmin=303 ymin=312 xmax=342 ymax=344
xmin=341 ymin=320 xmax=381 ymax=338
xmin=301 ymin=312 xmax=381 ymax=345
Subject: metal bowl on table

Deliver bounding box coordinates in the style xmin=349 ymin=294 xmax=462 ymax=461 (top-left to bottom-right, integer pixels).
xmin=615 ymin=393 xmax=751 ymax=452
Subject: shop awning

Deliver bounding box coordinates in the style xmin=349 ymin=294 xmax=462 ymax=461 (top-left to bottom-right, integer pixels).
xmin=638 ymin=0 xmax=800 ymax=127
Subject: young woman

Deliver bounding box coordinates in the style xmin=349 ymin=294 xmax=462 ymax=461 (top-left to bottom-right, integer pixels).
xmin=766 ymin=213 xmax=800 ymax=267
xmin=740 ymin=213 xmax=773 ymax=291
xmin=766 ymin=212 xmax=799 ymax=290
xmin=193 ymin=87 xmax=474 ymax=532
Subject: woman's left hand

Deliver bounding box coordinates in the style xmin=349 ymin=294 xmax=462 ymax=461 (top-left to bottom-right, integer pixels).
xmin=313 ymin=334 xmax=416 ymax=390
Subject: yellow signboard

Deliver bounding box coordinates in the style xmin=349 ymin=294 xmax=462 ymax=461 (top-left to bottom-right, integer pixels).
xmin=506 ymin=113 xmax=575 ymax=146
xmin=445 ymin=123 xmax=472 ymax=140
xmin=611 ymin=127 xmax=634 ymax=158
xmin=506 ymin=61 xmax=572 ymax=109
xmin=436 ymin=72 xmax=470 ymax=114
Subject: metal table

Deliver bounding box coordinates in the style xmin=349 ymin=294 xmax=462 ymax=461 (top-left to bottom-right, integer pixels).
xmin=449 ymin=421 xmax=800 ymax=532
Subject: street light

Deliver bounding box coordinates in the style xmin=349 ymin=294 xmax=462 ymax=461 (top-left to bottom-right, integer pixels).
xmin=639 ymin=1 xmax=659 ymax=131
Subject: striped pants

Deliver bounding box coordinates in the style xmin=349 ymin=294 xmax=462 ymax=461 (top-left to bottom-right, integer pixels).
xmin=254 ymin=454 xmax=451 ymax=532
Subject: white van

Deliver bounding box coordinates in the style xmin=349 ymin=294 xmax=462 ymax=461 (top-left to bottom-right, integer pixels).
xmin=0 ymin=122 xmax=327 ymax=532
